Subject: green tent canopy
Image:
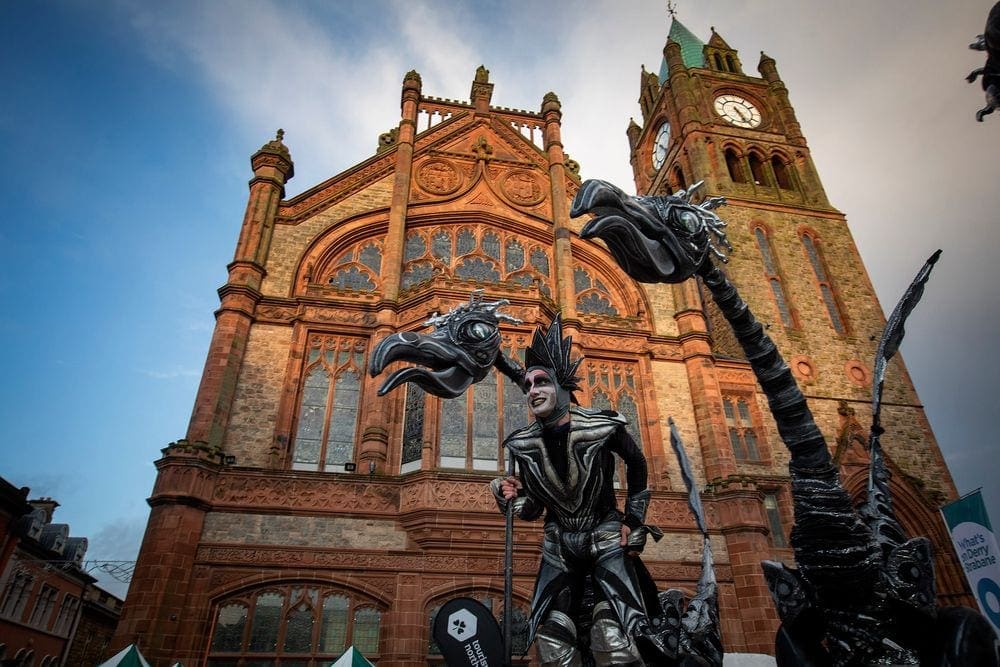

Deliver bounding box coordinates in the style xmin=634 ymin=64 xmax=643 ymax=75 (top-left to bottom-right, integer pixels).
xmin=97 ymin=644 xmax=152 ymax=667
xmin=330 ymin=646 xmax=376 ymax=667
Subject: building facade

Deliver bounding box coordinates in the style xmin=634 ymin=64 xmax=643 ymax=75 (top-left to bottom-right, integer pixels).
xmin=0 ymin=478 xmax=122 ymax=667
xmin=112 ymin=20 xmax=971 ymax=666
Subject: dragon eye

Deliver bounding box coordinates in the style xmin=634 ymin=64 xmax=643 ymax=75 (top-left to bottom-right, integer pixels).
xmin=678 ymin=210 xmax=700 ymax=233
xmin=465 ymin=322 xmax=493 ymax=340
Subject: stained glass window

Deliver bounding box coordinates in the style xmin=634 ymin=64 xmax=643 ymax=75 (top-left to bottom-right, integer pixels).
xmin=328 ymin=266 xmax=375 ymax=291
xmin=401 ymin=385 xmax=425 ymax=473
xmin=291 ymin=337 xmax=366 ymax=472
xmin=482 ymin=231 xmax=501 ymax=260
xmin=209 ymin=588 xmax=380 ymax=662
xmin=472 ymin=380 xmax=498 ymax=470
xmin=405 ymin=232 xmax=427 ymax=261
xmin=283 ymin=601 xmax=314 ymax=652
xmin=455 ymin=257 xmax=501 ymax=282
xmin=401 ymin=261 xmax=434 ymax=289
xmin=248 ymin=592 xmax=284 ymax=652
xmin=505 ymin=239 xmax=524 ymax=271
xmin=319 ymin=595 xmax=348 ymax=653
xmin=352 ymin=608 xmax=381 ymax=654
xmin=575 ymin=266 xmax=620 ymax=316
xmin=457 ymin=228 xmax=476 ymax=256
xmin=530 ymin=248 xmax=549 ymax=276
xmin=432 ymin=231 xmax=452 ymax=263
xmin=358 ymin=244 xmax=382 ymax=274
xmin=211 ymin=603 xmax=248 ymax=652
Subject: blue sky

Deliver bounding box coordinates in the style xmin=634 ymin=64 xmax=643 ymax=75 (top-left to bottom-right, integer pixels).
xmin=2 ymin=0 xmax=999 ymax=598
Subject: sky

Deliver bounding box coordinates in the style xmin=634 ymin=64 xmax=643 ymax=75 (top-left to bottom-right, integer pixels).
xmin=1 ymin=0 xmax=998 ymax=599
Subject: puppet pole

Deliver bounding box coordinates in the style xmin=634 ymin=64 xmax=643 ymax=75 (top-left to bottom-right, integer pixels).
xmin=502 ymin=449 xmax=514 ymax=666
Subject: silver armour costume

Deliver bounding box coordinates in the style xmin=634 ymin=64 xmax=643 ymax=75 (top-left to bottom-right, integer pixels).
xmin=492 ymin=406 xmax=657 ymax=666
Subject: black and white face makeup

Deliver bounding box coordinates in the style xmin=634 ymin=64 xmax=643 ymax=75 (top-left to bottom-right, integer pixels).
xmin=524 ymin=368 xmax=558 ymax=420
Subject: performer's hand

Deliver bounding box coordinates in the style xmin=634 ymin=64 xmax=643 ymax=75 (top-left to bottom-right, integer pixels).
xmin=500 ymin=476 xmax=522 ymax=500
xmin=620 ymin=524 xmax=631 ymax=548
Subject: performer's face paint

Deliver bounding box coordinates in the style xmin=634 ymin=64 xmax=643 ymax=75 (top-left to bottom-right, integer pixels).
xmin=525 ymin=368 xmax=558 ymax=419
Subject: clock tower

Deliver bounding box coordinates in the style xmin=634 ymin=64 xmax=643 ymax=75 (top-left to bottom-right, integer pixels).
xmin=626 ymin=15 xmax=970 ymax=651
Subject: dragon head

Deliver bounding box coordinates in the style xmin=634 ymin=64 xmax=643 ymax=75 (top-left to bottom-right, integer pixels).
xmin=368 ymin=292 xmax=522 ymax=399
xmin=570 ymin=178 xmax=731 ymax=284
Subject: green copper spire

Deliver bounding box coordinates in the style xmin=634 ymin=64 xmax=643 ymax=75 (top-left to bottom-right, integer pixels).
xmin=659 ymin=17 xmax=706 ymax=83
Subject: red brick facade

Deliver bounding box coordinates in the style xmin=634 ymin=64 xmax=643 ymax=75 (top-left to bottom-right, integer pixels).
xmin=113 ymin=28 xmax=971 ymax=666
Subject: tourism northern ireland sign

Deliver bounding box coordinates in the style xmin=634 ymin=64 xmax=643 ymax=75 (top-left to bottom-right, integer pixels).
xmin=941 ymin=489 xmax=1000 ymax=638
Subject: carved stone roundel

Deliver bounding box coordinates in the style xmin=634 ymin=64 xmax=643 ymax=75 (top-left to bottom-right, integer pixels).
xmin=502 ymin=169 xmax=545 ymax=206
xmin=417 ymin=159 xmax=461 ymax=195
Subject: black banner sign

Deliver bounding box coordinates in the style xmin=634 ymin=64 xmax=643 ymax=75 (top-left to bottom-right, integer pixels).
xmin=432 ymin=597 xmax=505 ymax=666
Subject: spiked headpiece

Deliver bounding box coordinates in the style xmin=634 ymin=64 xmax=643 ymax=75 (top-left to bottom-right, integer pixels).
xmin=524 ymin=314 xmax=583 ymax=396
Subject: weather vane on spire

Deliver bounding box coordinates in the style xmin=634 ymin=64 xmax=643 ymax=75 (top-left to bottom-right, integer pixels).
xmin=667 ymin=0 xmax=677 ymax=19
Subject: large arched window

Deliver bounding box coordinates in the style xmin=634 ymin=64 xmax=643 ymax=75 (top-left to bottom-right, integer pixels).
xmin=438 ymin=343 xmax=528 ymax=472
xmin=208 ymin=587 xmax=382 ymax=663
xmin=291 ymin=335 xmax=368 ymax=472
xmin=801 ymin=232 xmax=847 ymax=334
xmin=753 ymin=227 xmax=794 ymax=328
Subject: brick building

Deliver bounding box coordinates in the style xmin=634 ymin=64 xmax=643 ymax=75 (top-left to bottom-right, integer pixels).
xmin=112 ymin=19 xmax=971 ymax=666
xmin=0 ymin=478 xmax=123 ymax=666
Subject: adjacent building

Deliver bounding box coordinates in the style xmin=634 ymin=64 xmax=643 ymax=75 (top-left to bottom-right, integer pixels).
xmin=0 ymin=478 xmax=122 ymax=666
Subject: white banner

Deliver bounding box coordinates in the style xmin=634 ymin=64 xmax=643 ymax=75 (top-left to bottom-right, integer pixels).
xmin=941 ymin=489 xmax=1000 ymax=638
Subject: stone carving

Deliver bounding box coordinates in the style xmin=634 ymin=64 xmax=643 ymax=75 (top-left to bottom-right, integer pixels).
xmin=501 ymin=170 xmax=545 ymax=206
xmin=213 ymin=475 xmax=398 ymax=513
xmin=417 ymin=158 xmax=462 ymax=195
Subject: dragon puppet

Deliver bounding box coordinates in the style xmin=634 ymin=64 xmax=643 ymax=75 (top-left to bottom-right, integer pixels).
xmin=569 ymin=178 xmax=999 ymax=666
xmin=371 ymin=292 xmax=724 ymax=665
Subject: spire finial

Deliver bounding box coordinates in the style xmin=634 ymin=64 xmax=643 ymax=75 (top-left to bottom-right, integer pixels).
xmin=276 ymin=128 xmax=285 ymax=142
xmin=667 ymin=0 xmax=677 ymax=18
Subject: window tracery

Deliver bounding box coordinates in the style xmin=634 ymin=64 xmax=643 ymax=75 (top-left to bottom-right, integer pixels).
xmin=322 ymin=240 xmax=382 ymax=293
xmin=208 ymin=586 xmax=381 ymax=663
xmin=401 ymin=225 xmax=552 ymax=295
xmin=574 ymin=266 xmax=620 ymax=317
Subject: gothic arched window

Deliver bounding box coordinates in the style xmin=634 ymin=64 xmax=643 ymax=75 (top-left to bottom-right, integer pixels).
xmin=291 ymin=335 xmax=367 ymax=472
xmin=208 ymin=587 xmax=382 ymax=662
xmin=801 ymin=232 xmax=847 ymax=334
xmin=771 ymin=155 xmax=793 ymax=190
xmin=574 ymin=266 xmax=620 ymax=317
xmin=439 ymin=370 xmax=527 ymax=471
xmin=749 ymin=152 xmax=770 ymax=186
xmin=725 ymin=148 xmax=747 ymax=184
xmin=753 ymin=227 xmax=794 ymax=328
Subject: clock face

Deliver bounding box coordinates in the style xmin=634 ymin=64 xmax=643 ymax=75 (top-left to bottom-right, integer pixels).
xmin=652 ymin=121 xmax=671 ymax=170
xmin=714 ymin=94 xmax=762 ymax=128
